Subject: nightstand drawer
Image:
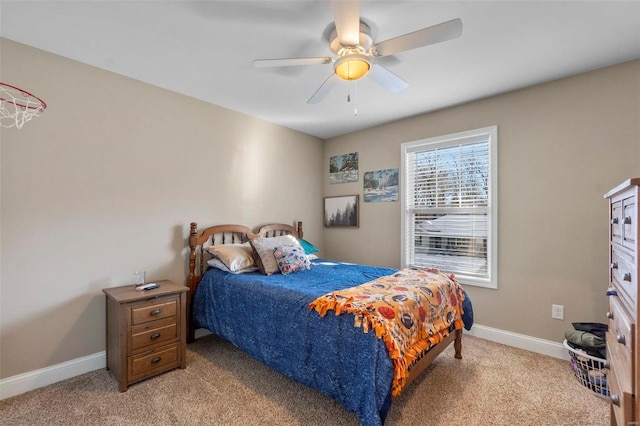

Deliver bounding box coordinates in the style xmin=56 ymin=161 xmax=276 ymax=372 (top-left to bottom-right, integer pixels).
xmin=131 ymin=298 xmax=177 ymax=325
xmin=131 ymin=317 xmax=177 ymax=352
xmin=129 ymin=343 xmax=179 ymax=381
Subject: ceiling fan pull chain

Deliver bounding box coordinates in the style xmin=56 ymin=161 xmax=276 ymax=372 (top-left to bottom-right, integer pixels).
xmin=345 ymin=80 xmax=359 ymax=116
xmin=354 ymin=81 xmax=358 ymax=116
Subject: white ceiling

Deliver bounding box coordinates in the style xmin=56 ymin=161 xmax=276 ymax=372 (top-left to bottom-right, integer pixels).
xmin=2 ymin=1 xmax=639 ymax=139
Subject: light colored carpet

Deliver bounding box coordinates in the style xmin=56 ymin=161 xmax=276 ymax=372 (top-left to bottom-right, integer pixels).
xmin=0 ymin=334 xmax=609 ymax=425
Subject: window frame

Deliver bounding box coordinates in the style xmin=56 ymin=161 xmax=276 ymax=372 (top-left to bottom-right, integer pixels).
xmin=400 ymin=125 xmax=498 ymax=289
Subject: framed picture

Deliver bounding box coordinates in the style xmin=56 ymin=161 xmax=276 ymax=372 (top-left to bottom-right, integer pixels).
xmin=363 ymin=168 xmax=399 ymax=202
xmin=329 ymin=152 xmax=358 ymax=184
xmin=324 ymin=195 xmax=359 ymax=228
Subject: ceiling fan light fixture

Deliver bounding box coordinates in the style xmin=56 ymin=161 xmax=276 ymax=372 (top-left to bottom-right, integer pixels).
xmin=334 ymin=54 xmax=371 ymax=81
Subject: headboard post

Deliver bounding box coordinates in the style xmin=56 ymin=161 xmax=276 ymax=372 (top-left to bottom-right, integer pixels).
xmin=188 ymin=222 xmax=198 ymax=289
xmin=297 ymin=221 xmax=303 ymax=238
xmin=187 ymin=222 xmax=198 ymax=343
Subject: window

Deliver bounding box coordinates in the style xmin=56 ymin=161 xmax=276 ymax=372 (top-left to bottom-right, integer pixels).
xmin=401 ymin=126 xmax=498 ymax=288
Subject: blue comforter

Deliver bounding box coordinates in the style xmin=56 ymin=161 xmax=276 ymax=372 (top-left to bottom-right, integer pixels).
xmin=192 ymin=259 xmax=473 ymax=425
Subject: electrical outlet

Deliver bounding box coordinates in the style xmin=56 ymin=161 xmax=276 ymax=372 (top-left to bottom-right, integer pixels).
xmin=552 ymin=304 xmax=564 ymax=320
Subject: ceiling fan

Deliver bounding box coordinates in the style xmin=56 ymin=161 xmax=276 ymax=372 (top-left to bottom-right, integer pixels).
xmin=253 ymin=0 xmax=462 ymax=104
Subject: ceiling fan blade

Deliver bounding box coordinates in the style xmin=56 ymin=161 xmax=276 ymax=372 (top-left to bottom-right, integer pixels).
xmin=372 ymin=18 xmax=462 ymax=57
xmin=368 ymin=64 xmax=409 ymax=94
xmin=329 ymin=0 xmax=360 ymax=46
xmin=307 ymin=74 xmax=340 ymax=104
xmin=254 ymin=57 xmax=332 ymax=68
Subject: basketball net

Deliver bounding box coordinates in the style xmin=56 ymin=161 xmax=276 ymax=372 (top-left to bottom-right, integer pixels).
xmin=0 ymin=82 xmax=47 ymax=129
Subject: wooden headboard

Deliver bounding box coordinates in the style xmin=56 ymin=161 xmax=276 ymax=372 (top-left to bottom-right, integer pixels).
xmin=186 ymin=221 xmax=303 ymax=341
xmin=256 ymin=222 xmax=302 ymax=239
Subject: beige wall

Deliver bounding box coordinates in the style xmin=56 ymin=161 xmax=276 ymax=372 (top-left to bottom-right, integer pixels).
xmin=324 ymin=59 xmax=640 ymax=343
xmin=0 ymin=39 xmax=324 ymax=379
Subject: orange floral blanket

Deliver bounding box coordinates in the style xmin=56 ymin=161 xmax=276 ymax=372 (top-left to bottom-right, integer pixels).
xmin=309 ymin=267 xmax=465 ymax=396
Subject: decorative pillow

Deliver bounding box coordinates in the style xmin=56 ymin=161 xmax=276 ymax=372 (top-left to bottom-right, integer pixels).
xmin=296 ymin=237 xmax=319 ymax=255
xmin=274 ymin=245 xmax=310 ymax=275
xmin=206 ymin=258 xmax=258 ymax=274
xmin=206 ymin=243 xmax=256 ymax=273
xmin=250 ymin=235 xmax=301 ymax=275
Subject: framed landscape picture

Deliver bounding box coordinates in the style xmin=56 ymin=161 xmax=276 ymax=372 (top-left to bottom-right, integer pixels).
xmin=329 ymin=152 xmax=358 ymax=184
xmin=363 ymin=168 xmax=399 ymax=202
xmin=324 ymin=195 xmax=359 ymax=227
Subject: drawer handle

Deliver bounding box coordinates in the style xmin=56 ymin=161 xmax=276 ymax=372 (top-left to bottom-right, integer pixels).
xmin=623 ymin=272 xmax=632 ymax=282
xmin=616 ymin=334 xmax=626 ymax=345
xmin=606 ymin=311 xmax=614 ymax=319
xmin=149 ymin=309 xmax=161 ymax=317
xmin=606 ymin=288 xmax=618 ymax=297
xmin=610 ymin=262 xmax=618 ymax=270
xmin=611 ymin=218 xmax=619 ymax=225
xmin=151 ymin=357 xmax=162 ymax=364
xmin=624 ymin=216 xmax=632 ymax=225
xmin=150 ymin=333 xmax=161 ymax=340
xmin=610 ymin=394 xmax=620 ymax=406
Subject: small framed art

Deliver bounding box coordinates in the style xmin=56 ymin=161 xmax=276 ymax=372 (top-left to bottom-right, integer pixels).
xmin=324 ymin=195 xmax=359 ymax=228
xmin=363 ymin=168 xmax=399 ymax=202
xmin=329 ymin=152 xmax=358 ymax=184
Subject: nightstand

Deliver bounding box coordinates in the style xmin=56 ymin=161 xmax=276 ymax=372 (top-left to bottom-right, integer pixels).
xmin=103 ymin=279 xmax=188 ymax=391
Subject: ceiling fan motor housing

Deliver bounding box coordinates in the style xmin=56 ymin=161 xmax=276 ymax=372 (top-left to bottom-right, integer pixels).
xmin=328 ymin=21 xmax=373 ymax=55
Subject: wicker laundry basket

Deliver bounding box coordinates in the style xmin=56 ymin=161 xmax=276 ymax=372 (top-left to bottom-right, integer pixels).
xmin=563 ymin=340 xmax=609 ymax=398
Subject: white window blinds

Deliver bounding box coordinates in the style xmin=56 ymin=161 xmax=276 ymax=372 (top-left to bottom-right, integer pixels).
xmin=401 ymin=126 xmax=497 ymax=288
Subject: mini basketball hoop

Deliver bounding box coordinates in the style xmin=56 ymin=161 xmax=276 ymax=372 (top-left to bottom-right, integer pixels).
xmin=0 ymin=82 xmax=47 ymax=129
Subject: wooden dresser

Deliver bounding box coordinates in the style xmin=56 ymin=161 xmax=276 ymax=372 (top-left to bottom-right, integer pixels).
xmin=103 ymin=280 xmax=188 ymax=391
xmin=605 ymin=179 xmax=639 ymax=425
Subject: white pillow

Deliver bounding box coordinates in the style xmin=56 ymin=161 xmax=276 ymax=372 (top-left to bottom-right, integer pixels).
xmin=206 ymin=243 xmax=256 ymax=272
xmin=206 ymin=258 xmax=258 ymax=274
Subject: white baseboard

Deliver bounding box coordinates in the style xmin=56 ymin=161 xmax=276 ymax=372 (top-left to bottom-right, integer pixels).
xmin=0 ymin=351 xmax=106 ymax=400
xmin=465 ymin=324 xmax=570 ymax=361
xmin=1 ymin=324 xmax=568 ymax=400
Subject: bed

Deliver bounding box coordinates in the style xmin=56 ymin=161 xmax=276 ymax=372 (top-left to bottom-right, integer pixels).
xmin=187 ymin=221 xmax=471 ymax=426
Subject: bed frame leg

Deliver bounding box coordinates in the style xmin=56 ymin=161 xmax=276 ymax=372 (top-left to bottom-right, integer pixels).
xmin=454 ymin=328 xmax=462 ymax=359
